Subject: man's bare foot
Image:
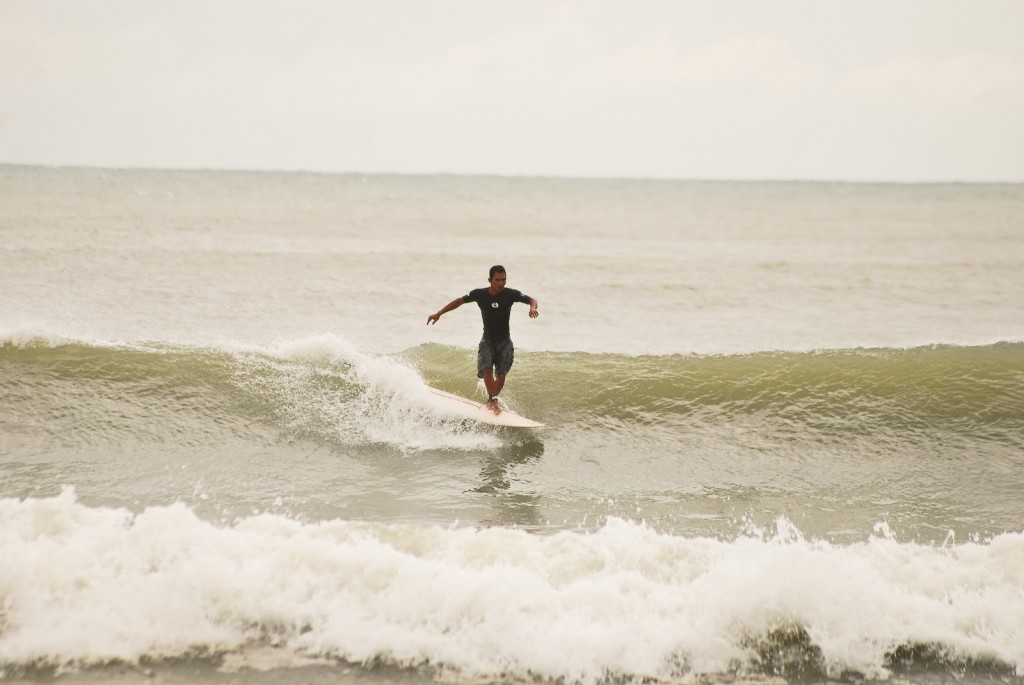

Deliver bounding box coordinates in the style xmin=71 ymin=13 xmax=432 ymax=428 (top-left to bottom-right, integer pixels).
xmin=485 ymin=398 xmax=502 ymax=415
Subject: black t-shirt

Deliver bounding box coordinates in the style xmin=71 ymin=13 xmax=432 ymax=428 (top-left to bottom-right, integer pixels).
xmin=464 ymin=287 xmax=532 ymax=341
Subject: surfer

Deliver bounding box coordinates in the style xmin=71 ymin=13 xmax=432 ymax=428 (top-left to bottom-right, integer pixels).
xmin=427 ymin=265 xmax=539 ymax=411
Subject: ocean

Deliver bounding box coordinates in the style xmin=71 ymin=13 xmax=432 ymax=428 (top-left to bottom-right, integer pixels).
xmin=1 ymin=165 xmax=1023 ymax=685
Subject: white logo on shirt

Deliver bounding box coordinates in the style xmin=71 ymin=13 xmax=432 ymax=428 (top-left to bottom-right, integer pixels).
xmin=491 ymin=302 xmax=499 ymax=308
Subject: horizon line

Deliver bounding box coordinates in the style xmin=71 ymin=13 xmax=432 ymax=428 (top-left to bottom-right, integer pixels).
xmin=1 ymin=161 xmax=1022 ymax=186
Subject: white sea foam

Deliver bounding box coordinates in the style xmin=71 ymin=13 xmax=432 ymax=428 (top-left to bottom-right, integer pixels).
xmin=229 ymin=333 xmax=503 ymax=452
xmin=1 ymin=490 xmax=1021 ymax=681
xmin=0 ymin=323 xmax=79 ymax=349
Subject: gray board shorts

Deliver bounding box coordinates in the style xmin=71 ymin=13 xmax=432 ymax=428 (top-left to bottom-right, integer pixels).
xmin=477 ymin=337 xmax=514 ymax=377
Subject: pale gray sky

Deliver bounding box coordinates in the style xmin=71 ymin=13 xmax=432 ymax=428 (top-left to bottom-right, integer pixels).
xmin=2 ymin=0 xmax=1023 ymax=181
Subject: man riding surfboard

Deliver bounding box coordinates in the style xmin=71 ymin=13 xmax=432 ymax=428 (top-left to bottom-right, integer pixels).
xmin=427 ymin=265 xmax=539 ymax=412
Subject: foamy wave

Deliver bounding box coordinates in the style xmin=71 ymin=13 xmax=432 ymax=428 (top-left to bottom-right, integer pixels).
xmin=0 ymin=332 xmax=503 ymax=453
xmin=1 ymin=490 xmax=1021 ymax=681
xmin=0 ymin=323 xmax=78 ymax=349
xmin=226 ymin=333 xmax=503 ymax=451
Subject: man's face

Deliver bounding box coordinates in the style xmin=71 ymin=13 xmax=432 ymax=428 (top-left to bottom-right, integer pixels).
xmin=489 ymin=272 xmax=507 ymax=292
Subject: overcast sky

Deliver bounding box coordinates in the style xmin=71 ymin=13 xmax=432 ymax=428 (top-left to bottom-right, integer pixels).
xmin=2 ymin=0 xmax=1023 ymax=181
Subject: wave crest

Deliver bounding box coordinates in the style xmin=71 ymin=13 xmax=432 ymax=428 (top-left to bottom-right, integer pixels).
xmin=4 ymin=337 xmax=1022 ymax=451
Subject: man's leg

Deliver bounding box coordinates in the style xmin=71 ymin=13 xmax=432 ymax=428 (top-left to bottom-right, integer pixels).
xmin=487 ymin=339 xmax=513 ymax=402
xmin=483 ymin=369 xmax=505 ymax=399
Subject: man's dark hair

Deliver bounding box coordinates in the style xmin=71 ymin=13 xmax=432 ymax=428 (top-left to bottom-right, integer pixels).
xmin=489 ymin=265 xmax=506 ymax=279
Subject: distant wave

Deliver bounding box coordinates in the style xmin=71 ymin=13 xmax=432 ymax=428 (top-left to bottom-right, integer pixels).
xmin=0 ymin=489 xmax=1021 ymax=682
xmin=3 ymin=335 xmax=1023 ymax=453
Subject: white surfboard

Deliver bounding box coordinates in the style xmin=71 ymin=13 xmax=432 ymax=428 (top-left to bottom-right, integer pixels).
xmin=427 ymin=387 xmax=545 ymax=428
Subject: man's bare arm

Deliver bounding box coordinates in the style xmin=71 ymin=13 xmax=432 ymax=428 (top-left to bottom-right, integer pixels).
xmin=427 ymin=298 xmax=465 ymax=325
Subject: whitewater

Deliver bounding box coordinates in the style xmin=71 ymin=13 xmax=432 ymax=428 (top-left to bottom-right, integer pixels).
xmin=1 ymin=165 xmax=1023 ymax=684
